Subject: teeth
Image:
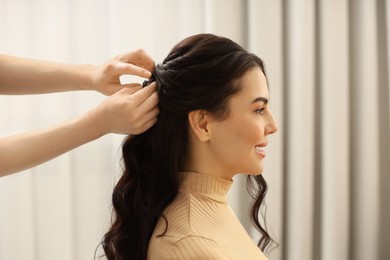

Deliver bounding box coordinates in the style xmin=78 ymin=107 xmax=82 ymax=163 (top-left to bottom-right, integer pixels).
xmin=255 ymin=146 xmax=262 ymax=152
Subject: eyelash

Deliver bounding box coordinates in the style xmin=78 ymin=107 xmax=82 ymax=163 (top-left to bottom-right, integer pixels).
xmin=255 ymin=108 xmax=265 ymax=115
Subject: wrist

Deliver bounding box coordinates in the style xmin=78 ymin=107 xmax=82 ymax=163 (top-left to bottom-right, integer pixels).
xmin=79 ymin=64 xmax=96 ymax=91
xmin=82 ymin=106 xmax=110 ymax=139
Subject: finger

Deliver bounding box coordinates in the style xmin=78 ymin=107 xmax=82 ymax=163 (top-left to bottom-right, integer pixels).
xmin=130 ymin=82 xmax=157 ymax=106
xmin=114 ymin=63 xmax=152 ymax=78
xmin=113 ymin=85 xmax=139 ymax=96
xmin=134 ymin=117 xmax=158 ymax=135
xmin=121 ymin=83 xmax=142 ymax=94
xmin=140 ymin=106 xmax=160 ymax=124
xmin=117 ymin=49 xmax=155 ymax=72
xmin=136 ymin=91 xmax=159 ymax=114
xmin=106 ymin=83 xmax=140 ymax=96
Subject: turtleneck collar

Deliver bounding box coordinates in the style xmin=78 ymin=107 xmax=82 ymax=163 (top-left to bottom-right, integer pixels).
xmin=179 ymin=172 xmax=233 ymax=203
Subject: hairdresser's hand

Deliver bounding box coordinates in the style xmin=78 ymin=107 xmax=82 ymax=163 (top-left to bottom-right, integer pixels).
xmin=0 ymin=82 xmax=158 ymax=177
xmin=87 ymin=82 xmax=159 ymax=136
xmin=90 ymin=49 xmax=155 ymax=96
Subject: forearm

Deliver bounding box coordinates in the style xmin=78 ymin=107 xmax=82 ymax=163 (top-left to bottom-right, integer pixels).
xmin=0 ymin=113 xmax=104 ymax=177
xmin=0 ymin=54 xmax=94 ymax=94
xmin=0 ymin=82 xmax=159 ymax=177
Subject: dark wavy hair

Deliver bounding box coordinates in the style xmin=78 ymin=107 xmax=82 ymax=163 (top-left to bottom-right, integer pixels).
xmin=102 ymin=33 xmax=273 ymax=260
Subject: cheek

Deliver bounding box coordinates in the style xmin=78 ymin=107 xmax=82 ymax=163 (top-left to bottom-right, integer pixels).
xmin=231 ymin=118 xmax=264 ymax=146
xmin=215 ymin=117 xmax=264 ymax=151
xmin=209 ymin=116 xmax=266 ymax=174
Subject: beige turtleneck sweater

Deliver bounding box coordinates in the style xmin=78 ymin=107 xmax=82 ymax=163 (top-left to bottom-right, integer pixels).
xmin=147 ymin=172 xmax=268 ymax=260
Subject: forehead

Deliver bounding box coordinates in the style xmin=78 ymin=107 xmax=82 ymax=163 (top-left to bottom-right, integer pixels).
xmin=233 ymin=67 xmax=269 ymax=103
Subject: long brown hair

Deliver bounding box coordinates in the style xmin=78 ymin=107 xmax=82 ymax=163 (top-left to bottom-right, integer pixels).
xmin=102 ymin=34 xmax=273 ymax=260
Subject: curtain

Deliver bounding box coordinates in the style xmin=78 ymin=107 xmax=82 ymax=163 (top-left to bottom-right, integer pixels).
xmin=0 ymin=1 xmax=389 ymax=260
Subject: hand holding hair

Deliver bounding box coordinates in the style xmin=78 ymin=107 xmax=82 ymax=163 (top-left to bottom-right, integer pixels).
xmin=89 ymin=49 xmax=155 ymax=96
xmin=86 ymin=82 xmax=159 ymax=136
xmin=0 ymin=49 xmax=158 ymax=177
xmin=0 ymin=49 xmax=154 ymax=95
xmin=0 ymin=82 xmax=159 ymax=177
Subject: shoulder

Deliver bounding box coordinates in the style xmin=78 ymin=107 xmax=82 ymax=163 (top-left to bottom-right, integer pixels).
xmin=166 ymin=235 xmax=233 ymax=260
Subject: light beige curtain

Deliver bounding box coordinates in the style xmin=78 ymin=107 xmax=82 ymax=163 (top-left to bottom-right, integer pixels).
xmin=0 ymin=1 xmax=389 ymax=260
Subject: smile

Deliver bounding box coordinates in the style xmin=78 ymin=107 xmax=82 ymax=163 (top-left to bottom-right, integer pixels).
xmin=255 ymin=141 xmax=268 ymax=158
xmin=255 ymin=146 xmax=266 ymax=158
xmin=255 ymin=146 xmax=264 ymax=152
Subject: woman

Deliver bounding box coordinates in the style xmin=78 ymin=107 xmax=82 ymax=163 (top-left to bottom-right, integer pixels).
xmin=103 ymin=34 xmax=278 ymax=260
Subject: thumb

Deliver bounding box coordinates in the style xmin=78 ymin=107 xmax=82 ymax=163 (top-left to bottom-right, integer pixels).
xmin=113 ymin=62 xmax=152 ymax=78
xmin=121 ymin=84 xmax=143 ymax=94
xmin=130 ymin=82 xmax=158 ymax=106
xmin=113 ymin=85 xmax=142 ymax=96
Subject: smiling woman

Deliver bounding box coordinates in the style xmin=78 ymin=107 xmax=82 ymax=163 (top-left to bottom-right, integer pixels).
xmin=199 ymin=67 xmax=277 ymax=179
xmin=102 ymin=34 xmax=278 ymax=260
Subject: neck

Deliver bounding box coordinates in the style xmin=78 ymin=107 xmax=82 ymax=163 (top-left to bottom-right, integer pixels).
xmin=184 ymin=142 xmax=235 ymax=180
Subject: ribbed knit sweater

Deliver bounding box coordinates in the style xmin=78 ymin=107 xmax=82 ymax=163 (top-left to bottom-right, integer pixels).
xmin=147 ymin=172 xmax=268 ymax=260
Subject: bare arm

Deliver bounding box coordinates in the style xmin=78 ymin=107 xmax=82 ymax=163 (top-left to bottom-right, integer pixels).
xmin=0 ymin=83 xmax=159 ymax=177
xmin=0 ymin=49 xmax=158 ymax=177
xmin=0 ymin=49 xmax=154 ymax=95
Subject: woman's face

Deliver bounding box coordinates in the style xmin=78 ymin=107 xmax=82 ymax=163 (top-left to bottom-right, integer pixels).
xmin=207 ymin=67 xmax=278 ymax=179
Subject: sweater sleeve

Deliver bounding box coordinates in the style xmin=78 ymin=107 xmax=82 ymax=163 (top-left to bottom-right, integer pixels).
xmin=167 ymin=236 xmax=233 ymax=260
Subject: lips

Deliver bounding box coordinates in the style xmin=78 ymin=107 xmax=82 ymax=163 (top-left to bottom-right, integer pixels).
xmin=255 ymin=141 xmax=268 ymax=158
xmin=255 ymin=146 xmax=264 ymax=152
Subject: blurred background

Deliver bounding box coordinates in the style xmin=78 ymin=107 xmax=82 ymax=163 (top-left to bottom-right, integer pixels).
xmin=0 ymin=0 xmax=389 ymax=259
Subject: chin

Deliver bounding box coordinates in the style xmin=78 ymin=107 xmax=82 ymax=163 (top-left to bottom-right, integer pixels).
xmin=250 ymin=170 xmax=263 ymax=176
xmin=241 ymin=165 xmax=263 ymax=176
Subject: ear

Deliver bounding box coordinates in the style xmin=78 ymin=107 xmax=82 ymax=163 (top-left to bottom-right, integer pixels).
xmin=188 ymin=110 xmax=211 ymax=142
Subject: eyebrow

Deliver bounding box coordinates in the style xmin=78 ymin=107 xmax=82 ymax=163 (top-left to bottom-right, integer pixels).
xmin=251 ymin=97 xmax=269 ymax=104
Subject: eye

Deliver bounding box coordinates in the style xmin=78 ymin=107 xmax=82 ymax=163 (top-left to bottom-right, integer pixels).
xmin=255 ymin=108 xmax=265 ymax=115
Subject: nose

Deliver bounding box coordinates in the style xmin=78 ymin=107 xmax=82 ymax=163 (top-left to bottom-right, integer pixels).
xmin=265 ymin=111 xmax=278 ymax=135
